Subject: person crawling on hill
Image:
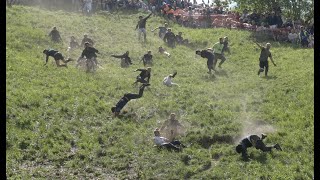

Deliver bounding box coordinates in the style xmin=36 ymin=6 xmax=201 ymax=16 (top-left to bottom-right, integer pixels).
xmin=151 ymin=23 xmax=169 ymax=39
xmin=77 ymin=42 xmax=100 ymax=67
xmin=153 ymin=128 xmax=185 ymax=152
xmin=255 ymin=42 xmax=276 ymax=77
xmin=111 ymin=51 xmax=133 ymax=68
xmin=48 ymin=27 xmax=62 ymax=43
xmin=135 ymin=12 xmax=153 ymax=42
xmin=236 ymin=134 xmax=282 ymax=160
xmin=163 ymin=28 xmax=176 ymax=48
xmin=43 ymin=49 xmax=73 ymax=68
xmin=158 ymin=46 xmax=171 ymax=57
xmin=141 ymin=50 xmax=153 ymax=67
xmin=195 ymin=49 xmax=216 ymax=74
xmin=111 ymin=83 xmax=150 ymax=117
xmin=133 ymin=67 xmax=152 ymax=85
xmin=163 ymin=72 xmax=179 ymax=87
xmin=160 ymin=113 xmax=184 ymax=141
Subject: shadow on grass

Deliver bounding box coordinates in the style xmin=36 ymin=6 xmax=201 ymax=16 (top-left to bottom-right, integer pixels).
xmin=201 ymin=74 xmax=217 ymax=82
xmin=264 ymin=75 xmax=278 ymax=80
xmin=215 ymin=69 xmax=229 ymax=78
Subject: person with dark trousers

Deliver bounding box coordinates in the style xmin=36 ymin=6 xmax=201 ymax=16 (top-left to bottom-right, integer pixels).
xmin=222 ymin=36 xmax=230 ymax=55
xmin=195 ymin=49 xmax=216 ymax=74
xmin=212 ymin=37 xmax=227 ymax=68
xmin=77 ymin=42 xmax=100 ymax=67
xmin=133 ymin=67 xmax=152 ymax=85
xmin=48 ymin=27 xmax=62 ymax=43
xmin=43 ymin=49 xmax=73 ymax=67
xmin=255 ymin=42 xmax=276 ymax=77
xmin=163 ymin=28 xmax=176 ymax=48
xmin=111 ymin=83 xmax=150 ymax=117
xmin=153 ymin=128 xmax=185 ymax=152
xmin=135 ymin=12 xmax=153 ymax=42
xmin=236 ymin=134 xmax=282 ymax=160
xmin=111 ymin=51 xmax=133 ymax=68
xmin=141 ymin=50 xmax=153 ymax=67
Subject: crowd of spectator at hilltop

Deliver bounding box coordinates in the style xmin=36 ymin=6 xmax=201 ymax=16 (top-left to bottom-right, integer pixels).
xmin=7 ymin=0 xmax=314 ymax=48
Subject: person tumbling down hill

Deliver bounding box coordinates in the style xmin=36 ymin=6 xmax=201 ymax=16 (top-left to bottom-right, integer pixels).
xmin=163 ymin=72 xmax=179 ymax=87
xmin=141 ymin=50 xmax=153 ymax=67
xmin=236 ymin=134 xmax=282 ymax=160
xmin=43 ymin=49 xmax=73 ymax=68
xmin=111 ymin=51 xmax=133 ymax=68
xmin=133 ymin=67 xmax=152 ymax=85
xmin=195 ymin=49 xmax=216 ymax=74
xmin=111 ymin=83 xmax=150 ymax=117
xmin=158 ymin=46 xmax=170 ymax=57
xmin=153 ymin=128 xmax=185 ymax=152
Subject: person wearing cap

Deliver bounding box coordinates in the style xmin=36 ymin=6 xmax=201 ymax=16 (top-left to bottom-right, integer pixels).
xmin=43 ymin=49 xmax=73 ymax=68
xmin=163 ymin=28 xmax=176 ymax=48
xmin=212 ymin=37 xmax=227 ymax=68
xmin=111 ymin=83 xmax=150 ymax=117
xmin=195 ymin=49 xmax=216 ymax=74
xmin=48 ymin=27 xmax=62 ymax=43
xmin=133 ymin=67 xmax=152 ymax=85
xmin=81 ymin=34 xmax=94 ymax=47
xmin=77 ymin=42 xmax=99 ymax=69
xmin=111 ymin=51 xmax=132 ymax=68
xmin=135 ymin=12 xmax=153 ymax=42
xmin=153 ymin=128 xmax=184 ymax=151
xmin=151 ymin=23 xmax=169 ymax=39
xmin=236 ymin=134 xmax=282 ymax=160
xmin=163 ymin=72 xmax=179 ymax=87
xmin=160 ymin=113 xmax=184 ymax=141
xmin=255 ymin=42 xmax=276 ymax=77
xmin=141 ymin=50 xmax=153 ymax=67
xmin=158 ymin=46 xmax=171 ymax=57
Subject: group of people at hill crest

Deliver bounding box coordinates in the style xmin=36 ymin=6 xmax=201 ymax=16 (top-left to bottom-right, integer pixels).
xmin=43 ymin=12 xmax=282 ymax=161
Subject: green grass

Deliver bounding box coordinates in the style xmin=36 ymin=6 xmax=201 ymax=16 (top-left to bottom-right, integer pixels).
xmin=6 ymin=5 xmax=314 ymax=179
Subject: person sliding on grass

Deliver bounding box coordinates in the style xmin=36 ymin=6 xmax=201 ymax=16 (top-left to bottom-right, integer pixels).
xmin=111 ymin=83 xmax=150 ymax=117
xmin=153 ymin=128 xmax=185 ymax=152
xmin=43 ymin=49 xmax=73 ymax=68
xmin=212 ymin=37 xmax=227 ymax=68
xmin=133 ymin=67 xmax=152 ymax=85
xmin=135 ymin=12 xmax=153 ymax=42
xmin=236 ymin=134 xmax=282 ymax=160
xmin=195 ymin=49 xmax=216 ymax=74
xmin=111 ymin=51 xmax=133 ymax=68
xmin=255 ymin=42 xmax=276 ymax=77
xmin=163 ymin=71 xmax=179 ymax=87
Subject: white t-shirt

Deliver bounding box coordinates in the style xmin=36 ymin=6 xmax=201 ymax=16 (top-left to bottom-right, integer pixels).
xmin=163 ymin=76 xmax=172 ymax=86
xmin=154 ymin=136 xmax=168 ymax=146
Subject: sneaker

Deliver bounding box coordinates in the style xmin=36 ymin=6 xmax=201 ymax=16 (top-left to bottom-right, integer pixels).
xmin=274 ymin=144 xmax=282 ymax=151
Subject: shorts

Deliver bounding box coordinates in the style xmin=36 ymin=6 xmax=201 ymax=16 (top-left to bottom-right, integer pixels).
xmin=214 ymin=53 xmax=226 ymax=61
xmin=138 ymin=28 xmax=146 ymax=34
xmin=207 ymin=59 xmax=213 ymax=70
xmin=53 ymin=52 xmax=64 ymax=61
xmin=259 ymin=61 xmax=268 ymax=69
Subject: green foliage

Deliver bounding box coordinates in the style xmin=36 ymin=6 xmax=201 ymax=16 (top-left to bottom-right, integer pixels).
xmin=6 ymin=6 xmax=313 ymax=179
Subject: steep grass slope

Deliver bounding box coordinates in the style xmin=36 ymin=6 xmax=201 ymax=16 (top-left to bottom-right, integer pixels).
xmin=6 ymin=6 xmax=314 ymax=179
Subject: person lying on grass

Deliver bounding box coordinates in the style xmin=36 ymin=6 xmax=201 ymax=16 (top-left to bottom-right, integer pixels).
xmin=111 ymin=83 xmax=150 ymax=117
xmin=158 ymin=46 xmax=171 ymax=57
xmin=153 ymin=128 xmax=185 ymax=152
xmin=236 ymin=134 xmax=282 ymax=160
xmin=43 ymin=49 xmax=73 ymax=68
xmin=163 ymin=72 xmax=179 ymax=87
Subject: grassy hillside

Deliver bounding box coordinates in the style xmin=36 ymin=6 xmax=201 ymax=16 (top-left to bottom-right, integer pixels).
xmin=6 ymin=6 xmax=314 ymax=179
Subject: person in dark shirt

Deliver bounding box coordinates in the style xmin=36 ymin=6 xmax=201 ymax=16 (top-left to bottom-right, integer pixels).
xmin=151 ymin=23 xmax=169 ymax=39
xmin=222 ymin=36 xmax=230 ymax=55
xmin=255 ymin=42 xmax=276 ymax=77
xmin=133 ymin=67 xmax=152 ymax=85
xmin=135 ymin=12 xmax=153 ymax=42
xmin=196 ymin=49 xmax=216 ymax=74
xmin=175 ymin=32 xmax=189 ymax=45
xmin=111 ymin=51 xmax=133 ymax=68
xmin=43 ymin=49 xmax=73 ymax=68
xmin=80 ymin=34 xmax=94 ymax=47
xmin=77 ymin=42 xmax=100 ymax=68
xmin=141 ymin=50 xmax=153 ymax=67
xmin=163 ymin=28 xmax=176 ymax=48
xmin=236 ymin=134 xmax=282 ymax=160
xmin=48 ymin=27 xmax=62 ymax=43
xmin=111 ymin=83 xmax=150 ymax=117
